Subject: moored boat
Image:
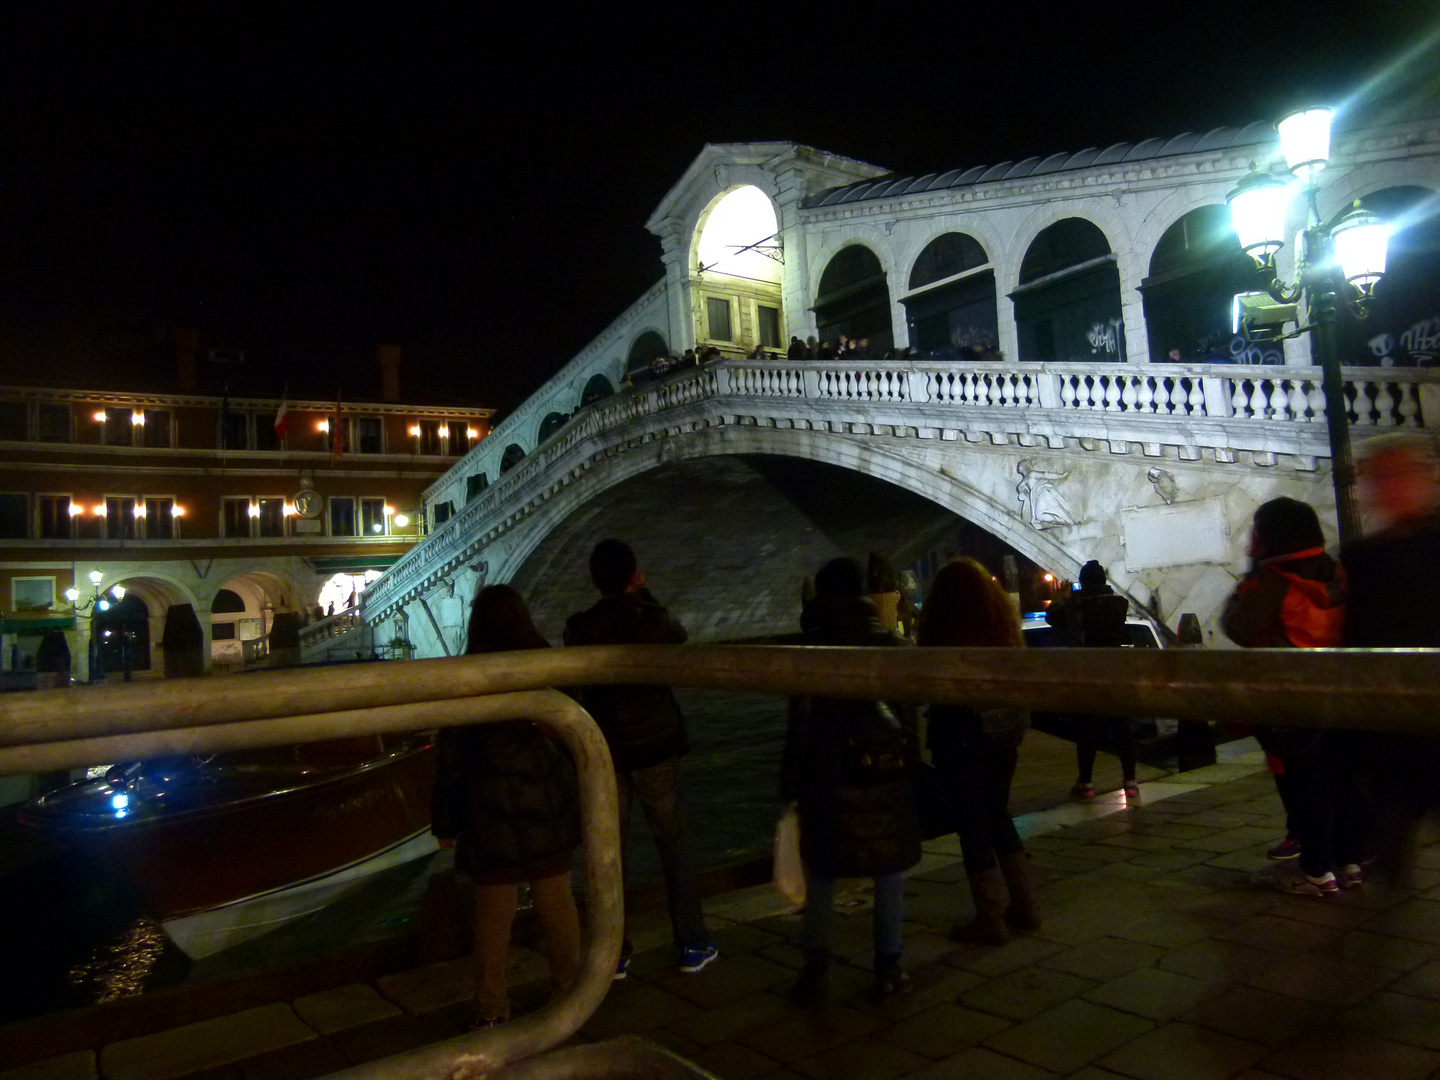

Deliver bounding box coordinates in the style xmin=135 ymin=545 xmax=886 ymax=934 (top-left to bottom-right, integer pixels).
xmin=20 ymin=736 xmax=438 ymax=958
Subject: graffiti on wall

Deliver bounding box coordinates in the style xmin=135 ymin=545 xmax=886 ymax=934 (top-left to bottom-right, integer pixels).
xmin=1366 ymin=315 xmax=1440 ymax=366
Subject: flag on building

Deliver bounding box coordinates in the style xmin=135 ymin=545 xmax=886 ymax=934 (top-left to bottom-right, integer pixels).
xmin=274 ymin=394 xmax=290 ymax=441
xmin=331 ymin=393 xmax=344 ymax=464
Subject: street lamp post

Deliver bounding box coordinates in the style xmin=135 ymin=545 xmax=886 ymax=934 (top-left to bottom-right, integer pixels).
xmin=66 ymin=570 xmax=126 ymax=684
xmin=1226 ymin=106 xmax=1392 ymax=547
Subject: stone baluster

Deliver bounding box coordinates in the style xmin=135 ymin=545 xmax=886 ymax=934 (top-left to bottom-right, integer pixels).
xmin=1352 ymin=381 xmax=1375 ymax=426
xmin=1269 ymin=380 xmax=1291 ymax=421
xmin=1137 ymin=376 xmax=1155 ymax=414
xmin=1103 ymin=375 xmax=1121 ymax=412
xmin=1248 ymin=379 xmax=1269 ymax=419
xmin=1121 ymin=376 xmax=1138 ymax=413
xmin=1377 ymin=383 xmax=1399 ymax=427
xmin=1060 ymin=374 xmax=1076 ymax=409
xmin=1398 ymin=383 xmax=1420 ymax=426
xmin=1287 ymin=380 xmax=1310 ymax=421
xmin=1186 ymin=378 xmax=1205 ymax=416
xmin=1000 ymin=373 xmax=1015 ymax=407
xmin=1230 ymin=378 xmax=1250 ymax=418
xmin=1304 ymin=380 xmax=1325 ymax=422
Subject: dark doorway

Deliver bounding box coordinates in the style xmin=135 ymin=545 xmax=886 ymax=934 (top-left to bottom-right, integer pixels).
xmin=94 ymin=595 xmax=150 ymax=673
xmin=1141 ymin=205 xmax=1261 ymax=364
xmin=814 ymin=245 xmax=893 ymax=353
xmin=1012 ymin=218 xmax=1123 ymax=362
xmin=903 ymin=232 xmax=997 ymax=355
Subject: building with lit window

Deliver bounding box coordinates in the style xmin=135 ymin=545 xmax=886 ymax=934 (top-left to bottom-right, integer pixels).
xmin=0 ymin=338 xmax=492 ymax=681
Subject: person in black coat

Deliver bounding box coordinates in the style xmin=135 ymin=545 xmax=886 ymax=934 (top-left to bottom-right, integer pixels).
xmin=1046 ymin=560 xmax=1138 ymax=798
xmin=432 ymin=584 xmax=581 ymax=1026
xmin=564 ymin=539 xmax=715 ymax=976
xmin=783 ymin=556 xmax=920 ymax=998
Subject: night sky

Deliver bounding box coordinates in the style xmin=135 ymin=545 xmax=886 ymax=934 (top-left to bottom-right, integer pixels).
xmin=2 ymin=4 xmax=1437 ymax=413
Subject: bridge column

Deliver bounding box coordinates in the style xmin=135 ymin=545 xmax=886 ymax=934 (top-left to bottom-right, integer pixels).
xmin=993 ymin=251 xmax=1022 ymax=362
xmin=1117 ymin=250 xmax=1151 ymax=365
xmin=774 ymin=170 xmax=816 ymax=343
xmin=656 ymin=217 xmax=695 ymax=354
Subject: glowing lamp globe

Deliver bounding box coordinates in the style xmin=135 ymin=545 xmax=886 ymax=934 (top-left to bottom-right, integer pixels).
xmin=1330 ymin=203 xmax=1390 ymax=292
xmin=1277 ymin=107 xmax=1333 ymax=184
xmin=1227 ymin=169 xmax=1291 ymax=262
xmin=110 ymin=585 xmax=125 ymax=600
xmin=65 ymin=587 xmax=80 ymax=603
xmin=88 ymin=569 xmax=104 ymax=586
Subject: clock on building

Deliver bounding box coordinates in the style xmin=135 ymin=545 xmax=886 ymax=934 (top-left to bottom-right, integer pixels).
xmin=293 ymin=488 xmax=322 ymax=519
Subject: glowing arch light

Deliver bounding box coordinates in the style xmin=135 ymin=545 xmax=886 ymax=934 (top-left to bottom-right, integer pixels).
xmin=696 ymin=186 xmax=781 ymax=284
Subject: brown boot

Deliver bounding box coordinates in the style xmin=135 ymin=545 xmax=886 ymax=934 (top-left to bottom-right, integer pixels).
xmin=951 ymin=867 xmax=1009 ymax=945
xmin=999 ymin=850 xmax=1041 ymax=932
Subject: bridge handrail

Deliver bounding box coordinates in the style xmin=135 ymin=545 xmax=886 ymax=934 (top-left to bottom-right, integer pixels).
xmin=374 ymin=357 xmax=1437 ymax=619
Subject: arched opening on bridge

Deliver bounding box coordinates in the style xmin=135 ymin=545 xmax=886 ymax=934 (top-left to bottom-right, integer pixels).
xmin=1141 ymin=205 xmax=1258 ymax=364
xmin=510 ymin=455 xmax=1054 ymax=644
xmin=693 ymin=186 xmax=784 ymax=357
xmin=1331 ymin=186 xmax=1440 ymax=367
xmin=814 ymin=245 xmax=893 ymax=354
xmin=538 ymin=411 xmax=569 ymax=444
xmin=500 ymin=443 xmax=526 ymax=473
xmin=625 ymin=331 xmax=670 ymax=378
xmin=581 ymin=374 xmax=614 ymax=407
xmin=903 ymin=232 xmax=997 ymax=357
xmin=466 ymin=471 xmax=489 ymax=503
xmin=1012 ymin=218 xmax=1123 ymax=361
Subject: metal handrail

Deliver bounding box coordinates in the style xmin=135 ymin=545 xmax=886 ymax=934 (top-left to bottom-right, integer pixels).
xmin=5 ymin=646 xmax=1440 ymax=1079
xmin=4 ymin=646 xmax=1440 ymax=775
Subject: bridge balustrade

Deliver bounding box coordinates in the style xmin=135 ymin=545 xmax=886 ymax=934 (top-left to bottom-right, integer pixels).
xmin=372 ymin=357 xmax=1440 ymax=623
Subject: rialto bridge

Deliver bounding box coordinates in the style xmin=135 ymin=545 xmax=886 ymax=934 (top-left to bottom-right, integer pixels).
xmin=361 ymin=114 xmax=1440 ymax=655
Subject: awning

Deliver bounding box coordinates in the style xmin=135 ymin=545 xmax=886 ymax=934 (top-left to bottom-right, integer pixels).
xmin=1 ymin=615 xmax=76 ymax=634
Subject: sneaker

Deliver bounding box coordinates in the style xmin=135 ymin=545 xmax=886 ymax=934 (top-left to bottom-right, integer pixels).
xmin=1277 ymin=870 xmax=1339 ymax=897
xmin=1267 ymin=838 xmax=1302 ymax=861
xmin=875 ymin=961 xmax=912 ymax=997
xmin=679 ymin=943 xmax=719 ymax=974
xmin=1070 ymin=782 xmax=1095 ymax=800
xmin=613 ymin=954 xmax=631 ymax=981
xmin=1122 ymin=781 xmax=1140 ymax=798
xmin=1338 ymin=863 xmax=1364 ymax=889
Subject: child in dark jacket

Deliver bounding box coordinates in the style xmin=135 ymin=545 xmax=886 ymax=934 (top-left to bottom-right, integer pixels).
xmin=1221 ymin=497 xmax=1361 ymax=896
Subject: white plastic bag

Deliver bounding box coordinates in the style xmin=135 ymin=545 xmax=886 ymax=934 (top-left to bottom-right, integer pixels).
xmin=773 ymin=803 xmax=806 ymax=906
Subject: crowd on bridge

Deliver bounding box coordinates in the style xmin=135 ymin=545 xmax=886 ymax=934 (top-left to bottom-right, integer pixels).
xmin=428 ymin=431 xmax=1440 ymax=1029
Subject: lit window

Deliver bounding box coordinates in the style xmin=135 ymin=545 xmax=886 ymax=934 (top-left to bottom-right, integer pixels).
xmin=105 ymin=497 xmax=137 ymax=541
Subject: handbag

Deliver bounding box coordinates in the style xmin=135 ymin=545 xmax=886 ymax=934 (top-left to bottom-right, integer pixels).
xmin=912 ymin=761 xmax=955 ymax=841
xmin=772 ymin=803 xmax=806 ymax=906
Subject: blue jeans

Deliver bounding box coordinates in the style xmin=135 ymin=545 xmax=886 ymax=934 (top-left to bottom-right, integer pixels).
xmin=616 ymin=756 xmax=710 ymax=951
xmin=803 ymin=870 xmax=904 ymax=960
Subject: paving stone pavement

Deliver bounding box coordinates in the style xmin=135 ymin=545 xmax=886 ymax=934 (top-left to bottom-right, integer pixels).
xmin=8 ymin=744 xmax=1440 ymax=1080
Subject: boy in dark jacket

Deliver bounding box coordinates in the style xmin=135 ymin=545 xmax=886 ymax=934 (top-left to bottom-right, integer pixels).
xmin=564 ymin=539 xmax=715 ymax=975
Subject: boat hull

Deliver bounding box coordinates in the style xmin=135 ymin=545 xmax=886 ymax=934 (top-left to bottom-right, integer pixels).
xmin=162 ymin=827 xmax=440 ymax=959
xmin=25 ymin=742 xmax=437 ymax=922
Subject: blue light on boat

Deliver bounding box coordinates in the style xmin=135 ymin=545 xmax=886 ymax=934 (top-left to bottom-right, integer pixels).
xmin=111 ymin=793 xmax=129 ymax=810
